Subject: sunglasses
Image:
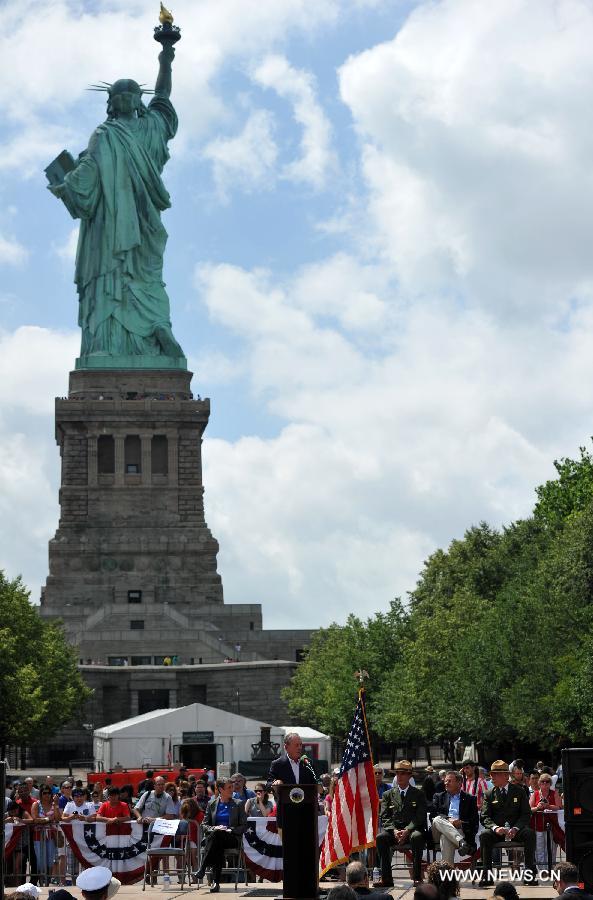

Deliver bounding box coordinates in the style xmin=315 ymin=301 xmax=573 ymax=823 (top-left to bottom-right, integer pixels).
xmin=92 ymin=793 xmax=99 ymax=797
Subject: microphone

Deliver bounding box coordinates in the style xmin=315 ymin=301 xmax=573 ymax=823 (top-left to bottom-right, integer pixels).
xmin=300 ymin=753 xmax=321 ymax=784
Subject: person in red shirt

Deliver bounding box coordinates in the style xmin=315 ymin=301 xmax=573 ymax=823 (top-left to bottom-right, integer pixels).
xmin=96 ymin=787 xmax=131 ymax=823
xmin=14 ymin=783 xmax=35 ymax=816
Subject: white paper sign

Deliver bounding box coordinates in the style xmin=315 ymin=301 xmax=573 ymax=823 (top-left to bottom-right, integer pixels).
xmin=152 ymin=818 xmax=180 ymax=835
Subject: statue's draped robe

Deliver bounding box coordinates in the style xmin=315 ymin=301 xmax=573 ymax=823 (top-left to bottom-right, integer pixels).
xmin=63 ymin=97 xmax=178 ymax=357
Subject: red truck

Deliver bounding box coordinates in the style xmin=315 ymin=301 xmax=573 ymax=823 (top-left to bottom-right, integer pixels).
xmin=86 ymin=766 xmax=207 ymax=795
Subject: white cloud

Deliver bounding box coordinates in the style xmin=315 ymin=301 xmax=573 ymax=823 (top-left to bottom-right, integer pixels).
xmin=9 ymin=0 xmax=593 ymax=633
xmin=0 ymin=233 xmax=28 ymax=266
xmin=253 ymin=54 xmax=334 ymax=188
xmin=0 ymin=326 xmax=77 ymax=415
xmin=0 ymin=430 xmax=58 ymax=600
xmin=53 ymin=226 xmax=79 ymax=262
xmin=291 ymin=252 xmax=389 ymax=332
xmin=0 ymin=0 xmax=354 ymax=173
xmin=187 ymin=350 xmax=244 ymax=385
xmin=338 ymin=0 xmax=593 ymax=313
xmin=203 ymin=110 xmax=277 ymax=200
xmin=0 ymin=326 xmax=77 ymax=600
xmin=195 ymin=254 xmax=593 ymax=626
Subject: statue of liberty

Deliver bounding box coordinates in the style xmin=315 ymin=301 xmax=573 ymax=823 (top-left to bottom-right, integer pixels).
xmin=46 ymin=7 xmax=185 ymax=369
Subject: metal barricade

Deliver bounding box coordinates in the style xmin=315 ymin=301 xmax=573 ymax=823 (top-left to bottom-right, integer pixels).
xmin=3 ymin=821 xmax=30 ymax=887
xmin=32 ymin=822 xmax=60 ymax=886
xmin=56 ymin=823 xmax=78 ymax=885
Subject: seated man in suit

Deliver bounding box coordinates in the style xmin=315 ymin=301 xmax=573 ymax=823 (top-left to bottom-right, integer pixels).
xmin=375 ymin=759 xmax=427 ymax=887
xmin=430 ymin=770 xmax=478 ymax=863
xmin=346 ymin=860 xmax=391 ymax=900
xmin=194 ymin=777 xmax=248 ymax=893
xmin=267 ymin=732 xmax=318 ymax=788
xmin=554 ymin=861 xmax=593 ymax=900
xmin=479 ymin=759 xmax=537 ymax=886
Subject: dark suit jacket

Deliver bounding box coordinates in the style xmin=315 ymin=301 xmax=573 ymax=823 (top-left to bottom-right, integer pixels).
xmin=379 ymin=785 xmax=427 ymax=834
xmin=353 ymin=886 xmax=391 ymax=900
xmin=422 ymin=776 xmax=436 ymax=802
xmin=266 ymin=753 xmax=318 ymax=788
xmin=431 ymin=789 xmax=479 ymax=845
xmin=557 ymin=890 xmax=593 ymax=900
xmin=481 ymin=783 xmax=531 ymax=831
xmin=202 ymin=796 xmax=247 ymax=852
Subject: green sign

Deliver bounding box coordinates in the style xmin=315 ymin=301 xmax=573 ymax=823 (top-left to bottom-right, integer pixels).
xmin=182 ymin=731 xmax=214 ymax=743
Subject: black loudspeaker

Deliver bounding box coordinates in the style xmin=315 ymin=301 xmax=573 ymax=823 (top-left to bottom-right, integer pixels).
xmin=562 ymin=748 xmax=593 ymax=891
xmin=563 ymin=749 xmax=593 ymax=821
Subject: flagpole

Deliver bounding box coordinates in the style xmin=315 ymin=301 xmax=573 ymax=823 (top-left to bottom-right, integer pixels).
xmin=356 ymin=672 xmax=380 ymax=842
xmin=319 ymin=671 xmax=380 ymax=876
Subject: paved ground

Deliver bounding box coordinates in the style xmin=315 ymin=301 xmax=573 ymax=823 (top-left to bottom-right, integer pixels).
xmin=24 ymin=878 xmax=559 ymax=900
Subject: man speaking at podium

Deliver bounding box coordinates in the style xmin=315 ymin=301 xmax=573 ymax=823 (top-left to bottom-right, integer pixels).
xmin=267 ymin=733 xmax=319 ymax=787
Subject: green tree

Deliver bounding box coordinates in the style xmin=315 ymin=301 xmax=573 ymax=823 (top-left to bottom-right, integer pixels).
xmin=534 ymin=445 xmax=593 ymax=529
xmin=286 ymin=440 xmax=593 ymax=751
xmin=374 ymin=518 xmax=555 ymax=748
xmin=284 ymin=600 xmax=406 ymax=737
xmin=0 ymin=572 xmax=91 ymax=755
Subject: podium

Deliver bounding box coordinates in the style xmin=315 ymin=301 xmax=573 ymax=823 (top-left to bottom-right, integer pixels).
xmin=277 ymin=784 xmax=319 ymax=899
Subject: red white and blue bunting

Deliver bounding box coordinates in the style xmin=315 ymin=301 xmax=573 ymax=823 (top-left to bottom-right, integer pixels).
xmin=242 ymin=816 xmax=328 ymax=883
xmin=61 ymin=821 xmax=170 ymax=884
xmin=4 ymin=822 xmax=24 ymax=859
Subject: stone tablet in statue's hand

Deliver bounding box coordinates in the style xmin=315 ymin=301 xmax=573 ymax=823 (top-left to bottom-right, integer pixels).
xmin=48 ymin=183 xmax=66 ymax=199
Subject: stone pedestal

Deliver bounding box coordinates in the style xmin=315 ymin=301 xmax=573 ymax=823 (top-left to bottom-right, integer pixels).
xmin=41 ymin=369 xmax=237 ymax=663
xmin=34 ymin=367 xmax=315 ymax=766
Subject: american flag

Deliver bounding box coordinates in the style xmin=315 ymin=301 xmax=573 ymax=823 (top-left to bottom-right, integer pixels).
xmin=319 ymin=689 xmax=379 ymax=875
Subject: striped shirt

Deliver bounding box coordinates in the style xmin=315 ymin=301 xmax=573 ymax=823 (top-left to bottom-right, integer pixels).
xmin=462 ymin=775 xmax=488 ymax=808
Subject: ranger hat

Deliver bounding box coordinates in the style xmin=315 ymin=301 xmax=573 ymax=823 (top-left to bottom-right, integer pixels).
xmin=394 ymin=759 xmax=413 ymax=772
xmin=490 ymin=760 xmax=510 ymax=774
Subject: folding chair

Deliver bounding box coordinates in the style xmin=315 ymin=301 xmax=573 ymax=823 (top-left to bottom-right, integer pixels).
xmin=142 ymin=820 xmax=190 ymax=890
xmin=389 ymin=842 xmax=419 ymax=879
xmin=221 ymin=837 xmax=250 ymax=891
xmin=491 ymin=839 xmax=525 ymax=872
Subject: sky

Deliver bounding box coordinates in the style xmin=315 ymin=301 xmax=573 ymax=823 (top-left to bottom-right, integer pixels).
xmin=3 ymin=0 xmax=593 ymax=629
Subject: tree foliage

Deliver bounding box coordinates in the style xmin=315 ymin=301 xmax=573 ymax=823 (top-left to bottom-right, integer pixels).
xmin=283 ymin=601 xmax=406 ymax=737
xmin=285 ymin=444 xmax=593 ymax=747
xmin=0 ymin=572 xmax=91 ymax=754
xmin=534 ymin=446 xmax=593 ymax=528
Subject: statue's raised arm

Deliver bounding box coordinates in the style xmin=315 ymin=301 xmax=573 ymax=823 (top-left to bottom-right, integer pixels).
xmin=154 ymin=3 xmax=177 ymax=98
xmin=44 ymin=5 xmax=185 ymax=370
xmin=155 ymin=43 xmax=174 ymax=99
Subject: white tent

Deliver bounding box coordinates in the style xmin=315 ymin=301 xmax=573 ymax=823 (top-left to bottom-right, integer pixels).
xmin=93 ymin=703 xmax=284 ymax=770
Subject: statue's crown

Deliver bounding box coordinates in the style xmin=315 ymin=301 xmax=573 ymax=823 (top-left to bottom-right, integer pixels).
xmin=88 ymin=80 xmax=153 ymax=96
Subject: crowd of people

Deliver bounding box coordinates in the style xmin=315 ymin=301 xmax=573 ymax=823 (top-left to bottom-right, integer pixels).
xmin=372 ymin=757 xmax=565 ymax=890
xmin=2 ymin=768 xmax=260 ymax=888
xmin=1 ymin=751 xmax=580 ymax=897
xmin=325 ymin=860 xmax=592 ymax=900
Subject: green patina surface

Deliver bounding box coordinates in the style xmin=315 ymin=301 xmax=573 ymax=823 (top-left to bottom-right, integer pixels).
xmin=47 ymin=45 xmax=186 ymax=371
